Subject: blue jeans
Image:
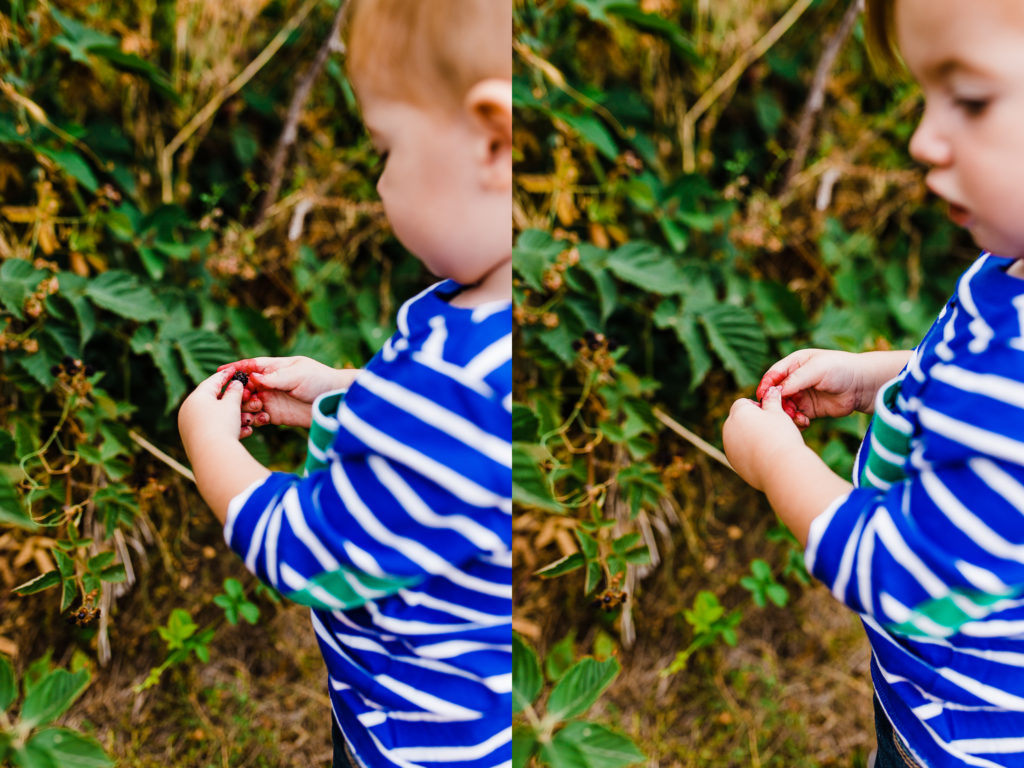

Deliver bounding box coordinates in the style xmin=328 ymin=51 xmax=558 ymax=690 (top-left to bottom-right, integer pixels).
xmin=332 ymin=717 xmax=357 ymax=768
xmin=874 ymin=695 xmax=923 ymax=767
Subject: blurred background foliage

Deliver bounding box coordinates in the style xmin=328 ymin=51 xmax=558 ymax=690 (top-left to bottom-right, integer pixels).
xmin=512 ymin=0 xmax=976 ymax=765
xmin=0 ymin=0 xmax=428 ymax=764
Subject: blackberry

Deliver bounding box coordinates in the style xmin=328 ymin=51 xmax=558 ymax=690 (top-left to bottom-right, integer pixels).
xmin=230 ymin=371 xmax=249 ymax=387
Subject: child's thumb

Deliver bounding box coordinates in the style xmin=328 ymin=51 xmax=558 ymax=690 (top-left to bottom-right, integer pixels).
xmin=760 ymin=385 xmax=784 ymax=412
xmin=222 ymin=378 xmax=245 ymax=405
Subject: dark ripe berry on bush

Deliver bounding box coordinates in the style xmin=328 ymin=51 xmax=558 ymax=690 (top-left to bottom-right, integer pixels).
xmin=84 ymin=364 xmax=95 ymax=377
xmin=50 ymin=364 xmax=62 ymax=376
xmin=62 ymin=355 xmax=75 ymax=367
xmin=588 ymin=338 xmax=603 ymax=350
xmin=571 ymin=339 xmax=584 ymax=351
xmin=583 ymin=329 xmax=597 ymax=342
xmin=607 ymin=338 xmax=620 ymax=352
xmin=230 ymin=371 xmax=249 ymax=387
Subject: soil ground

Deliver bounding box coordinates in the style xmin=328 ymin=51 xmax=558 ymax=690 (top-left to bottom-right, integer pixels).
xmin=514 ymin=444 xmax=876 ymax=768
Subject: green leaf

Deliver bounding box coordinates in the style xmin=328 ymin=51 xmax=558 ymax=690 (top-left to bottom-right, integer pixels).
xmin=545 ymin=656 xmax=620 ymax=722
xmin=513 ymin=444 xmax=561 ymax=512
xmin=606 ymin=242 xmax=690 ymax=295
xmin=174 ymin=329 xmax=235 ymax=384
xmin=698 ymin=304 xmax=768 ymax=388
xmin=99 ymin=564 xmax=126 ymax=583
xmin=512 ymin=634 xmax=542 ymax=713
xmin=535 ymin=553 xmax=585 ymax=578
xmin=538 ymin=735 xmax=588 ymax=768
xmin=513 ymin=230 xmax=563 ymax=292
xmin=575 ymin=529 xmax=598 ymax=560
xmin=608 ymin=5 xmax=696 ymax=60
xmin=754 ymin=90 xmax=784 ymax=135
xmin=766 ymin=583 xmax=789 ymax=607
xmin=611 ymin=533 xmax=641 ymax=555
xmin=11 ymin=741 xmax=59 ymax=768
xmin=0 ymin=474 xmax=39 ymax=531
xmin=512 ymin=405 xmax=540 ymax=443
xmin=230 ymin=125 xmax=259 ymax=166
xmin=84 ymin=271 xmax=163 ymax=321
xmin=158 ymin=609 xmax=198 ymax=650
xmin=86 ymin=552 xmax=115 ymax=571
xmin=0 ymin=260 xmax=46 ymax=320
xmin=36 ymin=147 xmax=98 ymax=193
xmin=544 ymin=632 xmax=576 ymax=682
xmin=26 ymin=729 xmax=113 ymax=768
xmin=584 ymin=560 xmax=602 ymax=594
xmin=512 ymin=724 xmax=538 ymax=768
xmin=557 ymin=112 xmax=618 ymax=161
xmin=0 ymin=432 xmax=15 ymax=463
xmin=223 ymin=578 xmax=244 ymax=598
xmin=131 ymin=327 xmax=187 ymax=412
xmin=238 ymin=602 xmax=260 ymax=625
xmin=13 ymin=571 xmax=61 ymax=595
xmin=553 ymin=721 xmax=646 ymax=768
xmin=20 ymin=668 xmax=90 ymax=729
xmin=0 ymin=655 xmax=15 ymax=712
xmin=87 ymin=46 xmax=177 ymax=102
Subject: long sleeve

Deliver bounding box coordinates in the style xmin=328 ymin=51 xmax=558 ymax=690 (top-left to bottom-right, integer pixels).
xmin=224 ymin=283 xmax=512 ymax=615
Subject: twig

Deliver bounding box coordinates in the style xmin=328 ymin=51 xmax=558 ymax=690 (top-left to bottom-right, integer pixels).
xmin=129 ymin=430 xmax=195 ymax=483
xmin=682 ymin=0 xmax=815 ymax=173
xmin=513 ymin=39 xmax=629 ymax=138
xmin=653 ymin=407 xmax=733 ymax=472
xmin=780 ymin=0 xmax=864 ymax=193
xmin=256 ymin=0 xmax=350 ymax=224
xmin=159 ymin=0 xmax=320 ymax=203
xmin=0 ymin=81 xmax=111 ymax=172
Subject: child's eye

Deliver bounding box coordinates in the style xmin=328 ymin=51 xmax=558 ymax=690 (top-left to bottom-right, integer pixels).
xmin=954 ymin=97 xmax=990 ymax=117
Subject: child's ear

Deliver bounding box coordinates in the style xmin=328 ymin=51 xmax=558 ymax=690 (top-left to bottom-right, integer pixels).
xmin=464 ymin=79 xmax=512 ymax=192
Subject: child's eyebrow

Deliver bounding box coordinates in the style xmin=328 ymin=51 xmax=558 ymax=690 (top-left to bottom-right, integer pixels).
xmin=925 ymin=57 xmax=993 ymax=81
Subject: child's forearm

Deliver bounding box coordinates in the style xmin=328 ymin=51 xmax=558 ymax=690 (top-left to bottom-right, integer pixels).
xmin=187 ymin=438 xmax=270 ymax=524
xmin=859 ymin=350 xmax=913 ymax=412
xmin=760 ymin=446 xmax=853 ymax=547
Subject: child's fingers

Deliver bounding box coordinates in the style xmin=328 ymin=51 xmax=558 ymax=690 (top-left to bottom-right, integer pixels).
xmin=239 ymin=425 xmax=253 ymax=439
xmin=220 ymin=378 xmax=244 ymax=407
xmin=760 ymin=385 xmax=784 ymax=411
xmin=198 ymin=368 xmax=234 ymax=396
xmin=241 ymin=397 xmax=263 ymax=412
xmin=728 ymin=397 xmax=760 ymax=419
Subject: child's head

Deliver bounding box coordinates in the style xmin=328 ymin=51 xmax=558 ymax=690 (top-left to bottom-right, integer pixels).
xmin=344 ymin=0 xmax=513 ymax=298
xmin=865 ymin=0 xmax=1024 ymax=266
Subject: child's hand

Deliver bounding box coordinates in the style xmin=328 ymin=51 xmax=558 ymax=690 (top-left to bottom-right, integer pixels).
xmin=235 ymin=356 xmax=361 ymax=430
xmin=723 ymin=386 xmax=807 ymax=492
xmin=179 ymin=369 xmax=248 ymax=450
xmin=757 ymin=348 xmax=909 ymax=425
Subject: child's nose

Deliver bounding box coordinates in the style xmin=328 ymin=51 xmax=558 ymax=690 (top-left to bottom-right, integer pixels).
xmin=908 ymin=105 xmax=952 ymax=168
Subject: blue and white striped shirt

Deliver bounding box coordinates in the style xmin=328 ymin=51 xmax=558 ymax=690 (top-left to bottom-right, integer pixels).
xmin=806 ymin=253 xmax=1024 ymax=767
xmin=225 ymin=280 xmax=512 ymax=768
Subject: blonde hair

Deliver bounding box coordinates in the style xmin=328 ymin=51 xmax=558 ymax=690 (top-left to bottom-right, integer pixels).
xmin=345 ymin=0 xmax=511 ymax=112
xmin=863 ymin=0 xmax=902 ymax=75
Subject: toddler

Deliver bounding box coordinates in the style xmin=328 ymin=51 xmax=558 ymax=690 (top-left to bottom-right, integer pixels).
xmin=178 ymin=1 xmax=512 ymax=766
xmin=724 ymin=0 xmax=1024 ymax=765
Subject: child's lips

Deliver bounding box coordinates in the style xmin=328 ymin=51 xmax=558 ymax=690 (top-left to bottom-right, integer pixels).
xmin=948 ymin=202 xmax=972 ymax=227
